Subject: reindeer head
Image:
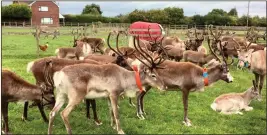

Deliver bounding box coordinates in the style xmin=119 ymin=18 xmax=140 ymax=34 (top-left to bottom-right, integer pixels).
xmin=39 ymin=60 xmax=56 ymax=109
xmin=132 ymin=35 xmax=167 ymax=91
xmin=207 ymin=39 xmax=234 ymax=83
xmin=107 ymin=32 xmax=134 ymax=71
xmin=247 ymin=80 xmax=260 ymax=101
xmin=232 ymin=39 xmax=254 ymax=69
xmin=209 ymin=25 xmax=224 ymax=50
xmin=72 ymin=29 xmax=81 ymax=47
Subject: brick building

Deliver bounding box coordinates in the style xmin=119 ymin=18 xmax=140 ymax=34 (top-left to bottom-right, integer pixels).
xmin=13 ymin=1 xmax=64 ymax=26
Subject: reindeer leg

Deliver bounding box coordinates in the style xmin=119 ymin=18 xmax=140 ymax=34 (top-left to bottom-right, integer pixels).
xmin=259 ymin=75 xmax=265 ymax=101
xmin=2 ymin=102 xmax=9 ymax=134
xmin=90 ymin=99 xmax=102 ymax=126
xmin=182 ymin=90 xmax=191 ymax=126
xmin=136 ymin=91 xmax=146 ymax=120
xmin=48 ymin=94 xmax=65 ymax=135
xmin=129 ymin=98 xmax=135 ymax=107
xmin=61 ymin=97 xmax=82 ymax=135
xmin=107 ymin=98 xmax=116 ymax=127
xmin=36 ymin=102 xmax=49 ymax=123
xmin=22 ymin=101 xmax=29 ymax=121
xmin=109 ymin=94 xmax=124 ymax=134
xmin=140 ymin=87 xmax=151 ymax=115
xmin=85 ymin=99 xmax=91 ymax=120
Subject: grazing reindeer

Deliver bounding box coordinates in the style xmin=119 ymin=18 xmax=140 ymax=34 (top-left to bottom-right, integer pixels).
xmin=135 ymin=36 xmax=233 ymax=126
xmin=211 ymin=80 xmax=260 ymax=115
xmin=25 ymin=57 xmax=102 ymax=124
xmin=48 ymin=36 xmax=167 ymax=134
xmin=235 ymin=46 xmax=266 ymax=100
xmin=104 ymin=46 xmax=138 ymax=60
xmin=2 ymin=68 xmax=54 ymax=134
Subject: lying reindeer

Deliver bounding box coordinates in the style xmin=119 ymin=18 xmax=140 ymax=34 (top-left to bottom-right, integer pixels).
xmin=211 ymin=80 xmax=260 ymax=115
xmin=2 ymin=68 xmax=54 ymax=134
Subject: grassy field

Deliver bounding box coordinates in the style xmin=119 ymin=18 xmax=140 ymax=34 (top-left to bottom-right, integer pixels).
xmin=2 ymin=27 xmax=266 ymax=134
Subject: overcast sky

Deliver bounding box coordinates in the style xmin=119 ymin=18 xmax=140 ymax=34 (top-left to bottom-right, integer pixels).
xmin=2 ymin=1 xmax=266 ymax=17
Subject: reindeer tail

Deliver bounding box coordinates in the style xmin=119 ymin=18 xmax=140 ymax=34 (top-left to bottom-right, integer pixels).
xmin=53 ymin=71 xmax=65 ymax=88
xmin=55 ymin=49 xmax=59 ymax=54
xmin=26 ymin=61 xmax=34 ymax=73
xmin=210 ymin=102 xmax=217 ymax=111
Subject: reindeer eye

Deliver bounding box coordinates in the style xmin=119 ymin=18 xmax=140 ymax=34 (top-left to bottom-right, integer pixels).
xmin=151 ymin=74 xmax=156 ymax=78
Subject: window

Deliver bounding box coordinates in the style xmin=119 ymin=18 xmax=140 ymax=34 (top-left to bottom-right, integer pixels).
xmin=39 ymin=6 xmax=48 ymax=11
xmin=41 ymin=18 xmax=53 ymax=24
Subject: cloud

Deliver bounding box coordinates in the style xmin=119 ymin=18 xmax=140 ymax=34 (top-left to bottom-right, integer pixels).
xmin=2 ymin=1 xmax=266 ymax=17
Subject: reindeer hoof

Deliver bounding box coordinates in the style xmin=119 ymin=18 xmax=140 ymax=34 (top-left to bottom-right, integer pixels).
xmin=118 ymin=130 xmax=125 ymax=134
xmin=21 ymin=116 xmax=27 ymax=121
xmin=137 ymin=113 xmax=145 ymax=120
xmin=129 ymin=103 xmax=136 ymax=107
xmin=94 ymin=120 xmax=102 ymax=126
xmin=182 ymin=120 xmax=192 ymax=127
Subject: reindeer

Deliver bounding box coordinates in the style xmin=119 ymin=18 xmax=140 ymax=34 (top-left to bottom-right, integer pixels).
xmin=104 ymin=46 xmax=138 ymax=60
xmin=2 ymin=68 xmax=54 ymax=134
xmin=24 ymin=57 xmax=102 ymax=124
xmin=211 ymin=80 xmax=260 ymax=115
xmin=184 ymin=28 xmax=205 ymax=51
xmin=55 ymin=40 xmax=93 ymax=60
xmin=183 ymin=50 xmax=217 ymax=67
xmin=134 ymin=36 xmax=233 ymax=126
xmin=234 ymin=43 xmax=266 ymax=100
xmin=47 ymin=36 xmax=167 ymax=134
xmin=163 ymin=45 xmax=184 ymax=61
xmin=73 ymin=36 xmax=106 ymax=54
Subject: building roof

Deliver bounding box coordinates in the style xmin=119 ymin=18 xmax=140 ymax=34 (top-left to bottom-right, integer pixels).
xmin=59 ymin=13 xmax=65 ymax=19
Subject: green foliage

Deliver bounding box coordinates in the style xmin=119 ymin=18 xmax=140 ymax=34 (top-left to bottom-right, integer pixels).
xmin=164 ymin=7 xmax=184 ymax=24
xmin=82 ymin=4 xmax=102 ymax=15
xmin=192 ymin=15 xmax=205 ymax=25
xmin=128 ymin=9 xmax=148 ymax=23
xmin=2 ymin=4 xmax=31 ymax=21
xmin=228 ymin=8 xmax=238 ymax=17
xmin=64 ymin=14 xmax=121 ymax=23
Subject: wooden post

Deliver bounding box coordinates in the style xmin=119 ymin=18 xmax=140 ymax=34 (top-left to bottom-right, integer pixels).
xmin=15 ymin=22 xmax=17 ymax=27
xmin=71 ymin=22 xmax=72 ymax=27
xmin=78 ymin=23 xmax=79 ymax=27
xmin=9 ymin=22 xmax=11 ymax=27
xmin=23 ymin=22 xmax=25 ymax=27
xmin=35 ymin=26 xmax=40 ymax=57
xmin=4 ymin=22 xmax=5 ymax=27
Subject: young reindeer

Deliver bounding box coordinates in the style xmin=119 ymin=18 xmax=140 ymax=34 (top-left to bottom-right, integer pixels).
xmin=211 ymin=80 xmax=260 ymax=115
xmin=134 ymin=37 xmax=234 ymax=126
xmin=2 ymin=67 xmax=54 ymax=134
xmin=48 ymin=37 xmax=166 ymax=135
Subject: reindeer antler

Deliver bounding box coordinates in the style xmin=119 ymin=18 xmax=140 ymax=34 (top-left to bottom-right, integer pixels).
xmin=207 ymin=38 xmax=221 ymax=62
xmin=133 ymin=36 xmax=165 ymax=69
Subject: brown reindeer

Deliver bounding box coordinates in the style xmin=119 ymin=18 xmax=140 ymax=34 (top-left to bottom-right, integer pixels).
xmin=134 ymin=36 xmax=233 ymax=126
xmin=25 ymin=57 xmax=102 ymax=124
xmin=235 ymin=46 xmax=266 ymax=100
xmin=55 ymin=40 xmax=93 ymax=60
xmin=2 ymin=68 xmax=54 ymax=134
xmin=48 ymin=36 xmax=167 ymax=134
xmin=73 ymin=36 xmax=106 ymax=54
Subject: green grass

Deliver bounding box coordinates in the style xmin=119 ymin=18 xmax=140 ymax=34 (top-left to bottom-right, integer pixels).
xmin=2 ymin=28 xmax=266 ymax=134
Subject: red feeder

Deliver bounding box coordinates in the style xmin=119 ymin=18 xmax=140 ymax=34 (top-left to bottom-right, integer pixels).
xmin=128 ymin=21 xmax=165 ymax=42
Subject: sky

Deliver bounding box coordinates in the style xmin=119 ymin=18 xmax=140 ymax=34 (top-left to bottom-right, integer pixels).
xmin=2 ymin=1 xmax=266 ymax=17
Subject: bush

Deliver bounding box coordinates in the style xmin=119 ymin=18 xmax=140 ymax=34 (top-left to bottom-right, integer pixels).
xmin=2 ymin=4 xmax=31 ymax=22
xmin=63 ymin=14 xmax=121 ymax=23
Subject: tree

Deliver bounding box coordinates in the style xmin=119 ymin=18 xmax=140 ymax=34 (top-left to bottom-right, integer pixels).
xmin=82 ymin=4 xmax=102 ymax=15
xmin=228 ymin=8 xmax=238 ymax=17
xmin=192 ymin=15 xmax=205 ymax=25
xmin=164 ymin=7 xmax=184 ymax=24
xmin=2 ymin=4 xmax=32 ymax=21
xmin=208 ymin=9 xmax=227 ymax=16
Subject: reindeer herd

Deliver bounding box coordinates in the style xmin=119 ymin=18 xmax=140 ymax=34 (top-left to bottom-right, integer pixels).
xmin=2 ymin=25 xmax=266 ymax=134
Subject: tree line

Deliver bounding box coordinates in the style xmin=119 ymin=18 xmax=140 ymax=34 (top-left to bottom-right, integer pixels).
xmin=2 ymin=3 xmax=266 ymax=27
